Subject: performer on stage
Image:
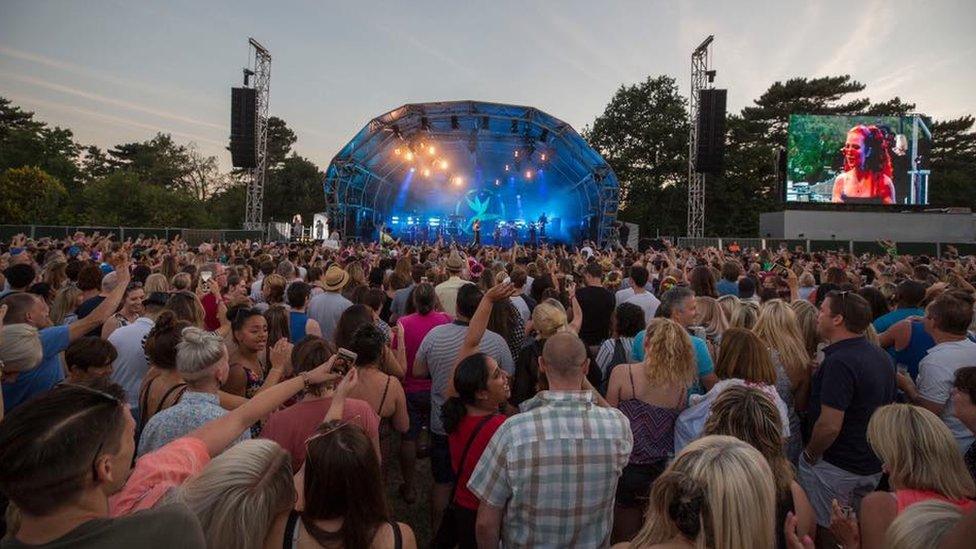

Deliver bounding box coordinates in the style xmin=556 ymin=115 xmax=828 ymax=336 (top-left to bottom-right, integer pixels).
xmin=528 ymin=222 xmax=537 ymax=246
xmin=472 ymin=219 xmax=482 ymax=246
xmin=538 ymin=213 xmax=548 ymax=237
xmin=831 ymin=124 xmax=895 ymax=204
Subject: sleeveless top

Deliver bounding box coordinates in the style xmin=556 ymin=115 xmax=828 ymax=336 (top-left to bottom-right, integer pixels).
xmin=289 ymin=310 xmax=309 ymax=343
xmin=617 ymin=365 xmax=682 ymax=465
xmin=893 ymin=321 xmax=935 ymax=379
xmin=284 ymin=511 xmax=403 ymax=549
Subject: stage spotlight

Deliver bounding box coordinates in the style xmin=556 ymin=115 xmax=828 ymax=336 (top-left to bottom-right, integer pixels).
xmin=451 ymin=115 xmax=459 ymax=129
xmin=504 ymin=164 xmax=510 ymax=172
xmin=422 ymin=168 xmax=431 ymax=177
xmin=439 ymin=159 xmax=449 ymax=170
xmin=514 ymin=149 xmax=519 ymax=158
xmin=405 ymin=151 xmax=415 ymax=161
xmin=494 ymin=179 xmax=500 ymax=186
xmin=409 ymin=167 xmax=416 ymax=173
xmin=427 ymin=145 xmax=436 ymax=155
xmin=540 ymin=153 xmax=547 ymax=161
xmin=525 ymin=170 xmax=533 ymax=179
xmin=452 ymin=176 xmax=464 ymax=186
xmin=394 ymin=147 xmax=402 ymax=156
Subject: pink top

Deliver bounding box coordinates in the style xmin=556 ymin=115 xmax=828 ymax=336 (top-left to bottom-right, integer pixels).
xmin=260 ymin=397 xmax=381 ymax=472
xmin=895 ymin=489 xmax=976 ymax=514
xmin=109 ymin=437 xmax=210 ymax=516
xmin=399 ymin=311 xmax=451 ymax=393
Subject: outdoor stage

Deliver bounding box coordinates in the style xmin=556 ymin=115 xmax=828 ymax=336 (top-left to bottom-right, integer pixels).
xmin=323 ymin=101 xmax=621 ymax=246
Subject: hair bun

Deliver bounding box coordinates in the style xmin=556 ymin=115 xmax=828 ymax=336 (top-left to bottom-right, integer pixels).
xmin=180 ymin=326 xmax=205 ymax=345
xmin=661 ymin=471 xmax=707 ymax=540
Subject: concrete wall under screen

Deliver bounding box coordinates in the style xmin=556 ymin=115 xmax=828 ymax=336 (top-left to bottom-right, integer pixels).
xmin=759 ymin=211 xmax=974 ymax=243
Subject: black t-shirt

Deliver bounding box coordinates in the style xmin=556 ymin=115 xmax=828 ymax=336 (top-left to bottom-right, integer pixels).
xmin=575 ymin=285 xmax=615 ymax=346
xmin=1 ymin=502 xmax=206 ymax=549
xmin=809 ymin=336 xmax=895 ymax=475
xmin=74 ymin=295 xmax=107 ymax=337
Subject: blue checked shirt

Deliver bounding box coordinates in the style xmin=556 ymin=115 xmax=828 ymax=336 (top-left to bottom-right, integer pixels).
xmin=467 ymin=390 xmax=632 ymax=548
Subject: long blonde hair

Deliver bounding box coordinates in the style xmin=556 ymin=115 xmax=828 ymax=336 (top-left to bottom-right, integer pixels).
xmin=789 ymin=300 xmax=820 ymax=359
xmin=49 ymin=285 xmax=82 ymax=325
xmin=885 ymin=500 xmax=963 ymax=549
xmin=867 ymin=404 xmax=975 ymax=499
xmin=643 ymin=318 xmax=697 ymax=387
xmin=717 ymin=294 xmax=739 ymax=323
xmin=754 ymin=300 xmax=810 ymax=384
xmin=172 ymin=439 xmax=295 ymax=549
xmin=630 ymin=435 xmax=777 ymax=549
xmin=695 ymin=296 xmax=728 ymax=339
xmin=729 ymin=302 xmax=758 ymax=330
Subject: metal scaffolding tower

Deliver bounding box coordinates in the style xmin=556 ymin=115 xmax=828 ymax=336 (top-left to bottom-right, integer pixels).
xmin=243 ymin=38 xmax=271 ymax=230
xmin=687 ymin=35 xmax=713 ymax=238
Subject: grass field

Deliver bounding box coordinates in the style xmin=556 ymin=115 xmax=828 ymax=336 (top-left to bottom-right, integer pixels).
xmin=381 ymin=431 xmax=435 ymax=546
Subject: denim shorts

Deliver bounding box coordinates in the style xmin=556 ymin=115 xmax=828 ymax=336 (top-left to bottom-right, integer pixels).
xmin=404 ymin=390 xmax=431 ymax=441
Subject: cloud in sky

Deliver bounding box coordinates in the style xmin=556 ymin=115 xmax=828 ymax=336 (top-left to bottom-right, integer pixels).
xmin=0 ymin=0 xmax=973 ymax=172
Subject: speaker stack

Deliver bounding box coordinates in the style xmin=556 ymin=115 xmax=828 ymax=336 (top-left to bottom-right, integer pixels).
xmin=695 ymin=89 xmax=727 ymax=174
xmin=230 ymin=87 xmax=257 ymax=168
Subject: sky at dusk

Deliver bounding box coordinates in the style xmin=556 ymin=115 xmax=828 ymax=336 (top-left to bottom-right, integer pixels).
xmin=2 ymin=0 xmax=974 ymax=171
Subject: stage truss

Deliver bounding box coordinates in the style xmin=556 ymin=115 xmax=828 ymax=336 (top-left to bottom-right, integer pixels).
xmin=687 ymin=35 xmax=713 ymax=238
xmin=243 ymin=38 xmax=271 ymax=230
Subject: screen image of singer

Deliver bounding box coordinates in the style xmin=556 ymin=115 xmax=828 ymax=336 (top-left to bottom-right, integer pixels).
xmin=785 ymin=114 xmax=932 ymax=205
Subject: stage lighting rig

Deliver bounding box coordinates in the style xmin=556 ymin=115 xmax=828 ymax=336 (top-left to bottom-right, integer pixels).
xmin=421 ymin=116 xmax=430 ymax=131
xmin=510 ymin=119 xmax=518 ymax=134
xmin=451 ymin=115 xmax=459 ymax=129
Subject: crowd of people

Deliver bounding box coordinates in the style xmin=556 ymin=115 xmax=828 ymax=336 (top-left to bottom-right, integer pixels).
xmin=1 ymin=231 xmax=976 ymax=548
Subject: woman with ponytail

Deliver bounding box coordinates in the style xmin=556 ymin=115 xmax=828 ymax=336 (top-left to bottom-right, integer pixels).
xmin=619 ymin=435 xmax=777 ymax=549
xmin=138 ymin=310 xmax=192 ymax=427
xmin=433 ymin=352 xmax=510 ymax=548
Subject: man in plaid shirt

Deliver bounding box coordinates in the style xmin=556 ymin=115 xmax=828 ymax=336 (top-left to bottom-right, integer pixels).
xmin=468 ymin=331 xmax=633 ymax=548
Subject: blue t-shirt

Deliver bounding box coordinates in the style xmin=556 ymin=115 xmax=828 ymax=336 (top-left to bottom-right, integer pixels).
xmin=632 ymin=330 xmax=715 ymax=394
xmin=716 ymin=279 xmax=739 ymax=297
xmin=2 ymin=325 xmax=69 ymax=413
xmin=873 ymin=307 xmax=924 ymax=335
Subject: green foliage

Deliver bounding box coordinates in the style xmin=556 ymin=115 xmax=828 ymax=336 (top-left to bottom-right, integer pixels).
xmin=0 ymin=166 xmax=69 ymax=223
xmin=263 ymin=154 xmax=326 ymax=223
xmin=583 ymin=76 xmax=689 ymax=236
xmin=79 ymin=172 xmax=213 ymax=227
xmin=0 ymin=98 xmax=81 ymax=191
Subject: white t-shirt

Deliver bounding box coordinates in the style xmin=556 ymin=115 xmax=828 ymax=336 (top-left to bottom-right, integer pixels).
xmin=917 ymin=338 xmax=976 ymax=451
xmin=510 ymin=295 xmax=531 ymax=324
xmin=625 ymin=291 xmax=661 ymax=324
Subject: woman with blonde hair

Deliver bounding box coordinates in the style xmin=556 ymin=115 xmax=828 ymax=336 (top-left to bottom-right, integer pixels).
xmin=693 ymin=296 xmax=728 ymax=359
xmin=884 ymin=500 xmax=963 ymax=549
xmin=171 ymin=439 xmax=295 ymax=549
xmin=703 ymin=385 xmax=816 ymax=547
xmin=49 ymin=284 xmax=83 ymax=325
xmin=608 ymin=318 xmax=697 ymax=542
xmin=834 ymin=404 xmax=976 ymax=549
xmin=716 ymin=294 xmax=739 ymax=323
xmin=620 ymin=435 xmax=777 ymax=549
xmin=754 ymin=299 xmax=811 ymax=462
xmin=510 ymin=297 xmax=583 ymax=405
xmin=674 ymin=328 xmax=791 ymax=454
xmin=171 ymin=272 xmax=193 ymax=292
xmin=144 ymin=272 xmax=169 ymax=294
xmin=789 ymin=299 xmax=822 ymax=368
xmin=729 ymin=301 xmax=758 ymax=329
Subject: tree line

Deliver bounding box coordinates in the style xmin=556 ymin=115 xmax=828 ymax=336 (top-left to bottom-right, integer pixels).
xmin=0 ymin=97 xmax=325 ymax=229
xmin=2 ymin=73 xmax=974 ymax=235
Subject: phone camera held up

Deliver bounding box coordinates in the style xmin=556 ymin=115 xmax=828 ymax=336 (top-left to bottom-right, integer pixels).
xmin=332 ymin=348 xmax=358 ymax=376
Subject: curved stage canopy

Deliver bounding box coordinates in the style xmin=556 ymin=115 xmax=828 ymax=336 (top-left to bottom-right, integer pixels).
xmin=324 ymin=101 xmax=619 ymax=244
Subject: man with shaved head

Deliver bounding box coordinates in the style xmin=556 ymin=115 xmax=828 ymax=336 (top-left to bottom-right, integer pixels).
xmin=468 ymin=331 xmax=632 ymax=548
